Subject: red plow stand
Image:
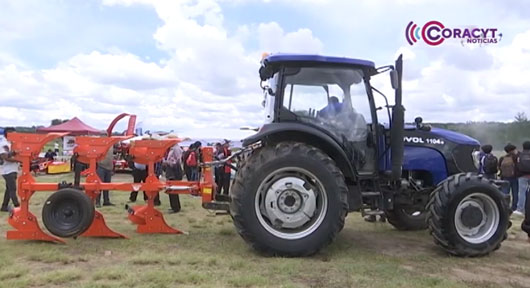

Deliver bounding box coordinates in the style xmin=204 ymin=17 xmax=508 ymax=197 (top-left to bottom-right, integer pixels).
xmin=5 ymin=132 xmax=219 ymax=243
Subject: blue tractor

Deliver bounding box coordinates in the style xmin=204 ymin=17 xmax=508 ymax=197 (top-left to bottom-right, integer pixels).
xmin=230 ymin=54 xmax=510 ymax=257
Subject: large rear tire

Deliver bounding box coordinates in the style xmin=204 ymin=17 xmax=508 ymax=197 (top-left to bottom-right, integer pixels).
xmin=230 ymin=142 xmax=348 ymax=256
xmin=42 ymin=188 xmax=95 ymax=238
xmin=427 ymin=173 xmax=510 ymax=257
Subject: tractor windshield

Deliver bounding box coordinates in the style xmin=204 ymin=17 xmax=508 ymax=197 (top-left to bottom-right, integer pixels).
xmin=282 ymin=66 xmax=372 ymax=142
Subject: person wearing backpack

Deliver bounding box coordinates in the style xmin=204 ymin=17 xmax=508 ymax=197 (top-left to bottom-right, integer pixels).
xmin=499 ymin=143 xmax=519 ymax=211
xmin=479 ymin=144 xmax=498 ymax=179
xmin=516 ymin=141 xmax=530 ymax=216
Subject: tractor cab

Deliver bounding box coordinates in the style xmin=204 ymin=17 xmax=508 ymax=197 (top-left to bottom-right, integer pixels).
xmin=247 ymin=53 xmax=404 ymax=180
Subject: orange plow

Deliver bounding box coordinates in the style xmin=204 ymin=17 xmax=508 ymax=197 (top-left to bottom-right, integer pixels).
xmin=5 ymin=132 xmax=221 ymax=243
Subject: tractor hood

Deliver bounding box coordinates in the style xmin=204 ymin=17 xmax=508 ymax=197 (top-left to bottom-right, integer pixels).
xmin=428 ymin=127 xmax=479 ymax=145
xmin=403 ymin=125 xmax=480 ymax=146
xmin=383 ymin=123 xmax=480 ymax=146
xmin=398 ymin=123 xmax=480 ymax=174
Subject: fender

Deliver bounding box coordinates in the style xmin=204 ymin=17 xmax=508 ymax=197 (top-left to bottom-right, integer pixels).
xmin=243 ymin=122 xmax=356 ymax=180
xmin=403 ymin=146 xmax=448 ymax=185
xmin=243 ymin=122 xmax=362 ymax=211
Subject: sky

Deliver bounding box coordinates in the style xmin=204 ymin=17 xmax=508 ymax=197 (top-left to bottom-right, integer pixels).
xmin=0 ymin=0 xmax=529 ymax=139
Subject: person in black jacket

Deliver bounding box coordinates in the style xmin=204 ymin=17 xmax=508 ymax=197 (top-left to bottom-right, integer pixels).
xmin=44 ymin=149 xmax=57 ymax=161
xmin=214 ymin=143 xmax=223 ymax=194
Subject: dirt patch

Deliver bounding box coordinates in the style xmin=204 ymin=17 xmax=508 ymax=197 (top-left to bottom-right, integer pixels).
xmin=450 ymin=266 xmax=530 ymax=288
xmin=338 ymin=227 xmax=436 ymax=257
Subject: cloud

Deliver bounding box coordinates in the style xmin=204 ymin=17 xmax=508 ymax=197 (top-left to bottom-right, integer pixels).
xmin=62 ymin=51 xmax=177 ymax=90
xmin=0 ymin=0 xmax=326 ymax=139
xmin=1 ymin=0 xmax=530 ymax=141
xmin=257 ymin=22 xmax=323 ymax=54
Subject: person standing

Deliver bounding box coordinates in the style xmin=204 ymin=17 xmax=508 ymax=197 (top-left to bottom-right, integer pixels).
xmin=1 ymin=127 xmax=20 ymax=212
xmin=44 ymin=149 xmax=57 ymax=161
xmin=479 ymin=144 xmax=498 ymax=179
xmin=218 ymin=140 xmax=232 ymax=196
xmin=96 ymin=146 xmax=115 ymax=207
xmin=499 ymin=143 xmax=519 ymax=212
xmin=164 ymin=142 xmax=183 ymax=213
xmin=214 ymin=143 xmax=223 ymax=194
xmin=153 ymin=161 xmax=163 ymax=206
xmin=521 ymin=185 xmax=530 ymax=243
xmin=129 ymin=162 xmax=147 ymax=202
xmin=186 ymin=142 xmax=201 ymax=181
xmin=128 ymin=161 xmax=161 ymax=205
xmin=54 ymin=142 xmax=60 ymax=155
xmin=516 ymin=141 xmax=530 ymax=216
xmin=182 ymin=146 xmax=192 ymax=181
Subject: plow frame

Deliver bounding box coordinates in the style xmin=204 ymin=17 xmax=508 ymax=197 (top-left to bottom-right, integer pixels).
xmin=5 ymin=132 xmax=217 ymax=243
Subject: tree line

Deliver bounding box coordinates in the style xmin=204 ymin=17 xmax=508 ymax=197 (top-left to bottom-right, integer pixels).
xmin=428 ymin=112 xmax=530 ymax=151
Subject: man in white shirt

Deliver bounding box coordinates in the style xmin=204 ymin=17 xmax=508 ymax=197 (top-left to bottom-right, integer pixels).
xmin=96 ymin=146 xmax=115 ymax=207
xmin=1 ymin=127 xmax=20 ymax=212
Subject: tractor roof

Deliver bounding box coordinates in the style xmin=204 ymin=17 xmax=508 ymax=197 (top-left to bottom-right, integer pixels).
xmin=260 ymin=54 xmax=377 ymax=80
xmin=264 ymin=54 xmax=376 ymax=68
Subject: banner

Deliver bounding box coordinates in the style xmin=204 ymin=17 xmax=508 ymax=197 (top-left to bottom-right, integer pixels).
xmin=63 ymin=136 xmax=76 ymax=152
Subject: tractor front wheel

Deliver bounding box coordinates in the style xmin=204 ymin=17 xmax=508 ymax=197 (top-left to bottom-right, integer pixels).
xmin=427 ymin=173 xmax=510 ymax=257
xmin=230 ymin=142 xmax=348 ymax=256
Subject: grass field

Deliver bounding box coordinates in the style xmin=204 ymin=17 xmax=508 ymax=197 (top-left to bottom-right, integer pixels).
xmin=0 ymin=173 xmax=529 ymax=288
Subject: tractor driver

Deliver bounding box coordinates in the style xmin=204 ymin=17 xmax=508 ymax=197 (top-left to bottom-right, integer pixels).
xmin=318 ymin=96 xmax=343 ymax=118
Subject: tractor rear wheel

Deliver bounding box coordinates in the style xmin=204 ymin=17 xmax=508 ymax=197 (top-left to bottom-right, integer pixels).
xmin=230 ymin=142 xmax=348 ymax=256
xmin=427 ymin=173 xmax=510 ymax=257
xmin=42 ymin=188 xmax=95 ymax=238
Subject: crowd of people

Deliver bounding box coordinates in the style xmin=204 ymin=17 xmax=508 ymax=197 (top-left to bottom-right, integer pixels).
xmin=477 ymin=142 xmax=530 ymax=240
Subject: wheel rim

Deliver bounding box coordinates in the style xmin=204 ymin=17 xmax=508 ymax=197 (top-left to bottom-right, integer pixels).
xmin=48 ymin=198 xmax=83 ymax=232
xmin=255 ymin=167 xmax=328 ymax=240
xmin=454 ymin=193 xmax=499 ymax=244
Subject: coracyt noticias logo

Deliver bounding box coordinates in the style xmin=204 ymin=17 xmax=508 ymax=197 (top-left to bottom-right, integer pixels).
xmin=406 ymin=21 xmax=501 ymax=46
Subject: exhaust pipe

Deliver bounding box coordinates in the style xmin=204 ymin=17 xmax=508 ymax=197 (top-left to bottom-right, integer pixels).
xmin=390 ymin=54 xmax=404 ymax=180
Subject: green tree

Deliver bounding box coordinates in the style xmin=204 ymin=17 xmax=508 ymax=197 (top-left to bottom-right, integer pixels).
xmin=51 ymin=119 xmax=62 ymax=126
xmin=515 ymin=112 xmax=528 ymax=123
xmin=50 ymin=119 xmax=69 ymax=126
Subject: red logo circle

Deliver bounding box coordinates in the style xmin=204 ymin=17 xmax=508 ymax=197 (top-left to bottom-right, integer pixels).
xmin=422 ymin=21 xmax=445 ymax=46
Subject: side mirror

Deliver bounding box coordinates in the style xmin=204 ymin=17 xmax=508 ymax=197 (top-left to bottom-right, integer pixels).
xmin=390 ymin=70 xmax=398 ymax=89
